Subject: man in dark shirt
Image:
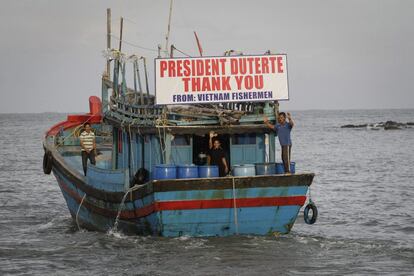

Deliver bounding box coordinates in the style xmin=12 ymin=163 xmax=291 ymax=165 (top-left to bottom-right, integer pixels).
xmin=264 ymin=112 xmax=294 ymax=174
xmin=208 ymin=131 xmax=229 ymax=177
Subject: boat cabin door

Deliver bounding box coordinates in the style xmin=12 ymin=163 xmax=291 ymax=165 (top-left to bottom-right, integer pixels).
xmin=193 ymin=134 xmax=230 ymax=166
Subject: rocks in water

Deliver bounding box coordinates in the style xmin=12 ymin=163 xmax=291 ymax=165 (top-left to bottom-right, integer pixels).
xmin=383 ymin=121 xmax=404 ymax=130
xmin=341 ymin=121 xmax=413 ymax=130
xmin=341 ymin=124 xmax=367 ymax=128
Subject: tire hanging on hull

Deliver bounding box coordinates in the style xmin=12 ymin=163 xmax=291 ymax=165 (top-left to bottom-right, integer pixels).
xmin=304 ymin=201 xmax=318 ymax=225
xmin=43 ymin=152 xmax=53 ymax=174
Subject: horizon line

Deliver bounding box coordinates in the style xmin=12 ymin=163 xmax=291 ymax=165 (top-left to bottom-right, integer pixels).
xmin=1 ymin=107 xmax=414 ymax=115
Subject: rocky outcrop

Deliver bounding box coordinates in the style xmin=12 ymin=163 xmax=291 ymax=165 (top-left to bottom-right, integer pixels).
xmin=383 ymin=121 xmax=405 ymax=130
xmin=341 ymin=124 xmax=367 ymax=128
xmin=341 ymin=121 xmax=413 ymax=130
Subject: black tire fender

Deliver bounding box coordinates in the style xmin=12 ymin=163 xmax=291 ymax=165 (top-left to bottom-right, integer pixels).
xmin=304 ymin=201 xmax=318 ymax=225
xmin=43 ymin=152 xmax=53 ymax=175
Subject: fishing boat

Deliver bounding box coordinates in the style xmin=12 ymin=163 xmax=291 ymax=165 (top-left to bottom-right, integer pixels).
xmin=42 ymin=9 xmax=316 ymax=237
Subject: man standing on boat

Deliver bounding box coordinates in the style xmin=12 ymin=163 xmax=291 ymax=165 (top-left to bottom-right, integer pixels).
xmin=79 ymin=122 xmax=96 ymax=176
xmin=208 ymin=131 xmax=229 ymax=177
xmin=263 ymin=112 xmax=294 ymax=174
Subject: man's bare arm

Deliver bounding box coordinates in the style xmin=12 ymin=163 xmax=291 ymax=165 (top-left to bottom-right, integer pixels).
xmin=222 ymin=157 xmax=229 ymax=175
xmin=209 ymin=131 xmax=217 ymax=149
xmin=263 ymin=116 xmax=275 ymax=130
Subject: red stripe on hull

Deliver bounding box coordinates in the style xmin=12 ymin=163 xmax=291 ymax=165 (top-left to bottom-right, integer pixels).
xmin=56 ymin=177 xmax=306 ymax=220
xmin=155 ymin=196 xmax=306 ymax=211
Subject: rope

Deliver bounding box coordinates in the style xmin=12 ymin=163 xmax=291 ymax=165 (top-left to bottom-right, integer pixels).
xmin=232 ymin=177 xmax=239 ymax=235
xmin=135 ymin=124 xmax=146 ymax=169
xmin=76 ymin=194 xmax=87 ymax=231
xmin=128 ymin=124 xmax=135 ymax=174
xmin=264 ymin=134 xmax=269 ymax=162
xmin=113 ymin=183 xmax=146 ymax=232
xmin=110 ymin=34 xmax=158 ymax=53
xmin=162 ymin=116 xmax=169 ymax=163
xmin=121 ymin=16 xmax=139 ymax=25
xmin=308 ymin=185 xmax=313 ymax=204
xmin=155 ymin=117 xmax=169 ymax=163
xmin=172 ymin=45 xmax=192 ymax=57
xmin=156 ymin=120 xmax=167 ymax=163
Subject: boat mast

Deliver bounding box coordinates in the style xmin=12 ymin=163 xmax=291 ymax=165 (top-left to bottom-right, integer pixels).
xmin=106 ymin=8 xmax=111 ymax=78
xmin=118 ymin=17 xmax=124 ymax=52
xmin=164 ymin=0 xmax=174 ymax=57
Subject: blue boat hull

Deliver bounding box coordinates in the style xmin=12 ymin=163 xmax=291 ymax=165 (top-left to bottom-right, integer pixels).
xmin=52 ymin=159 xmax=313 ymax=237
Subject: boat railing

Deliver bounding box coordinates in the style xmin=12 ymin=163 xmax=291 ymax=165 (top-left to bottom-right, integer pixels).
xmin=111 ymin=96 xmax=163 ymax=116
xmin=106 ymin=93 xmax=278 ymax=127
xmin=101 ymin=51 xmax=279 ymax=127
xmin=56 ymin=134 xmax=113 ymax=147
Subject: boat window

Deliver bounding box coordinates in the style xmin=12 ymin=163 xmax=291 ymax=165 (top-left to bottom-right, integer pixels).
xmin=172 ymin=135 xmax=191 ymax=146
xmin=233 ymin=134 xmax=256 ymax=145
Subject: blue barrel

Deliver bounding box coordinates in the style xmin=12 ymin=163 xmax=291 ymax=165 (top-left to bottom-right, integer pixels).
xmin=276 ymin=163 xmax=284 ymax=174
xmin=232 ymin=164 xmax=256 ymax=177
xmin=154 ymin=164 xmax=177 ymax=180
xmin=198 ymin=165 xmax=219 ymax=178
xmin=177 ymin=164 xmax=199 ymax=179
xmin=276 ymin=162 xmax=296 ymax=174
xmin=255 ymin=163 xmax=277 ymax=175
xmin=290 ymin=162 xmax=296 ymax=174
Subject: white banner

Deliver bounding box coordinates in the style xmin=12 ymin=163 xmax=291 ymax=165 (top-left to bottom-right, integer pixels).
xmin=155 ymin=54 xmax=289 ymax=105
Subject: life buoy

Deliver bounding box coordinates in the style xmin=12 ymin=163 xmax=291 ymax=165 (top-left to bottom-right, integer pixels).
xmin=304 ymin=201 xmax=318 ymax=224
xmin=43 ymin=152 xmax=53 ymax=174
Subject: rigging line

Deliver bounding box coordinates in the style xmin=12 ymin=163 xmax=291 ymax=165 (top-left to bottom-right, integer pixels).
xmin=162 ymin=117 xmax=170 ymax=163
xmin=308 ymin=185 xmax=312 ymax=203
xmin=110 ymin=34 xmax=158 ymax=53
xmin=106 ymin=16 xmax=136 ymax=25
xmin=76 ymin=194 xmax=87 ymax=231
xmin=121 ymin=16 xmax=139 ymax=25
xmin=128 ymin=124 xmax=135 ymax=174
xmin=172 ymin=46 xmax=192 ymax=57
xmin=156 ymin=120 xmax=167 ymax=162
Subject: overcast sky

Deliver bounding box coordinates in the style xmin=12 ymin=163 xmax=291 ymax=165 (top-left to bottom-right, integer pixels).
xmin=0 ymin=0 xmax=413 ymax=113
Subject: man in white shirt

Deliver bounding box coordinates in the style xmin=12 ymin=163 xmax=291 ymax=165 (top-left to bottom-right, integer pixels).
xmin=79 ymin=122 xmax=96 ymax=176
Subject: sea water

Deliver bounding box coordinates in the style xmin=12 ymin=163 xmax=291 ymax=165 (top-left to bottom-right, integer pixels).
xmin=0 ymin=110 xmax=413 ymax=275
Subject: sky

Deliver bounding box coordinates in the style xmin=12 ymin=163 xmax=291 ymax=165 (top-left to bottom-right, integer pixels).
xmin=0 ymin=0 xmax=413 ymax=113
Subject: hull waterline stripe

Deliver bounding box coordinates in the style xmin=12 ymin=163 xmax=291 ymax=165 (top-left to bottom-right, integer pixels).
xmin=57 ymin=178 xmax=306 ymax=220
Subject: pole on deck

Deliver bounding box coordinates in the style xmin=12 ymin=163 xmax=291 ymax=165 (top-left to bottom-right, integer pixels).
xmin=170 ymin=45 xmax=174 ymax=58
xmin=135 ymin=60 xmax=144 ymax=107
xmin=164 ymin=0 xmax=174 ymax=56
xmin=116 ymin=17 xmax=124 ymax=96
xmin=106 ymin=8 xmax=111 ymax=79
xmin=119 ymin=17 xmax=124 ymax=52
xmin=143 ymin=58 xmax=150 ymax=104
xmin=157 ymin=44 xmax=162 ymax=58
